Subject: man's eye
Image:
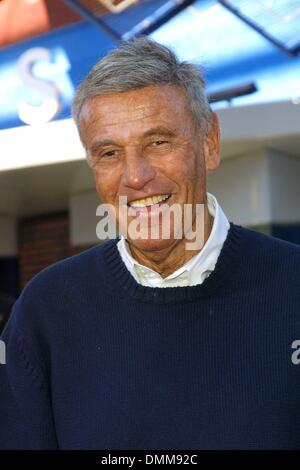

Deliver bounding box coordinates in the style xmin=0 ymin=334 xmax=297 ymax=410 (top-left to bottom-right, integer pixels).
xmin=151 ymin=140 xmax=169 ymax=146
xmin=102 ymin=150 xmax=118 ymax=158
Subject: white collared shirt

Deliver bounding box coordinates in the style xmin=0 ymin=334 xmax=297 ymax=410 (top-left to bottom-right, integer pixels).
xmin=117 ymin=192 xmax=230 ymax=287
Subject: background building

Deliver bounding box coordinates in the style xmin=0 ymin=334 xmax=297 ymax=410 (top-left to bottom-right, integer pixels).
xmin=0 ymin=0 xmax=300 ymax=326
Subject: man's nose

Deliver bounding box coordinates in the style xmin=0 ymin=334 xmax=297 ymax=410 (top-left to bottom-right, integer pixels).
xmin=122 ymin=150 xmax=156 ymax=190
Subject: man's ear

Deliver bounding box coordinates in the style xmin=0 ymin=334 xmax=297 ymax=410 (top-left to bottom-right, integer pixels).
xmin=203 ymin=112 xmax=221 ymax=171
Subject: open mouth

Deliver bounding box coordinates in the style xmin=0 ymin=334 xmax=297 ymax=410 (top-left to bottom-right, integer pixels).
xmin=128 ymin=194 xmax=171 ymax=209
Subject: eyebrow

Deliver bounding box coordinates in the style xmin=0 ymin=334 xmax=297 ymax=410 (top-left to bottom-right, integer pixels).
xmin=90 ymin=139 xmax=115 ymax=154
xmin=89 ymin=126 xmax=177 ymax=153
xmin=142 ymin=126 xmax=177 ymax=139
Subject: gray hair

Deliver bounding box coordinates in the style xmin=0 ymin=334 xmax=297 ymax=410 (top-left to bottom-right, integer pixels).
xmin=72 ymin=36 xmax=213 ymax=139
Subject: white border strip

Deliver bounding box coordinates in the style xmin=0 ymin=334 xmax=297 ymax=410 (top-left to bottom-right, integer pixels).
xmin=0 ymin=118 xmax=85 ymax=172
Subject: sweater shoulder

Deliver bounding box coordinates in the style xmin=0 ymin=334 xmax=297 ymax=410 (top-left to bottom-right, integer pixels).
xmin=11 ymin=239 xmax=117 ymax=321
xmin=233 ymin=223 xmax=300 ymax=273
xmin=236 ymin=224 xmax=300 ymax=252
xmin=24 ymin=239 xmax=116 ymax=290
xmin=5 ymin=239 xmax=118 ymax=344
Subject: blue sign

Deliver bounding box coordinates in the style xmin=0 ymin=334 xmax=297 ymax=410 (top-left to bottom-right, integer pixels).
xmin=0 ymin=22 xmax=115 ymax=130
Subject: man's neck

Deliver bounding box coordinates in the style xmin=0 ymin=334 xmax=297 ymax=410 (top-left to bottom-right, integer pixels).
xmin=128 ymin=204 xmax=213 ymax=278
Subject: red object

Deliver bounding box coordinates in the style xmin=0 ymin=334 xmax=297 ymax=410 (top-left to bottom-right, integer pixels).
xmin=0 ymin=0 xmax=82 ymax=49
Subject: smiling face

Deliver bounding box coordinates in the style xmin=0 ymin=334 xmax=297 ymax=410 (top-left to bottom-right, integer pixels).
xmin=79 ymin=84 xmax=220 ymax=253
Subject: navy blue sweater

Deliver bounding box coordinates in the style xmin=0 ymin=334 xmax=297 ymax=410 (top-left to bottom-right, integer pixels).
xmin=1 ymin=222 xmax=300 ymax=450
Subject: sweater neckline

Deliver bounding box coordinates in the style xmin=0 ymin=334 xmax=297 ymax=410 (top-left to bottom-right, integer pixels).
xmin=102 ymin=222 xmax=244 ymax=304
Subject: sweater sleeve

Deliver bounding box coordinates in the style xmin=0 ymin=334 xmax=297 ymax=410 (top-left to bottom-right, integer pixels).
xmin=0 ymin=301 xmax=58 ymax=449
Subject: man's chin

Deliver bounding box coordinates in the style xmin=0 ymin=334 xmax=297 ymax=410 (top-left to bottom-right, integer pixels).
xmin=126 ymin=236 xmax=177 ymax=253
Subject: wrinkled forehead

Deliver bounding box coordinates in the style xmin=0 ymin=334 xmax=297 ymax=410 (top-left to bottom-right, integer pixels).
xmin=79 ymin=85 xmax=192 ymax=135
xmin=81 ymin=99 xmax=159 ymax=129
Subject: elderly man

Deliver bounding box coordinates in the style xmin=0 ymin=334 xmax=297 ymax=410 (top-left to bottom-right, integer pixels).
xmin=1 ymin=37 xmax=300 ymax=450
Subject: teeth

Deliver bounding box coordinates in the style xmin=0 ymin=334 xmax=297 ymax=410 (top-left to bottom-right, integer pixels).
xmin=129 ymin=194 xmax=170 ymax=208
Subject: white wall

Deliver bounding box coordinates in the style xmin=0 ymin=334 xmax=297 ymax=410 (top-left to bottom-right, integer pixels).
xmin=266 ymin=149 xmax=300 ymax=224
xmin=207 ymin=150 xmax=271 ymax=226
xmin=208 ymin=147 xmax=300 ymax=227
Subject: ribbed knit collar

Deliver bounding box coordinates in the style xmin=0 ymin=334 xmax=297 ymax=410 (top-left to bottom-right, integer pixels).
xmin=102 ymin=222 xmax=245 ymax=304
